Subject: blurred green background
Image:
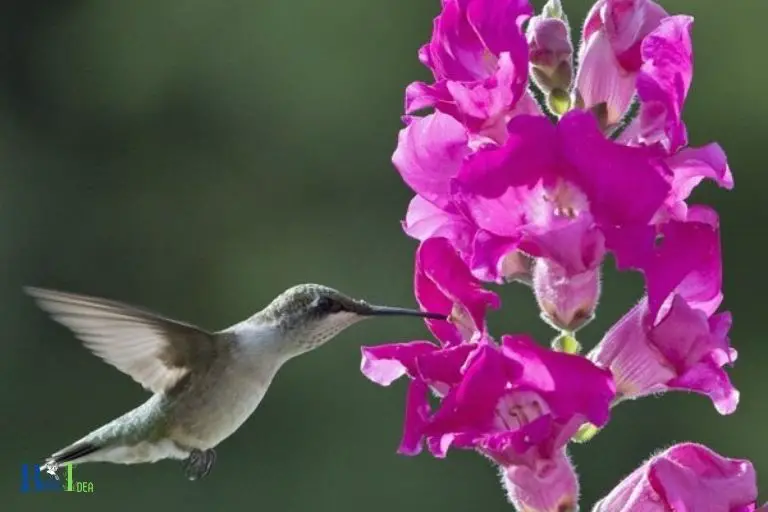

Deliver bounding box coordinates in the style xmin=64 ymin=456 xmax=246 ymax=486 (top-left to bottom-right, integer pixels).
xmin=2 ymin=0 xmax=765 ymax=510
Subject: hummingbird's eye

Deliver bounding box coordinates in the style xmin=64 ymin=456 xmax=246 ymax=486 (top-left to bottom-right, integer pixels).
xmin=315 ymin=297 xmax=343 ymax=314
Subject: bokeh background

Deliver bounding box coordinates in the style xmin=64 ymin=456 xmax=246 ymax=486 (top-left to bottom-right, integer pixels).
xmin=2 ymin=0 xmax=766 ymax=510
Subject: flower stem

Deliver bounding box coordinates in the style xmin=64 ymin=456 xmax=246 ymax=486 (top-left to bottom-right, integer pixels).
xmin=572 ymin=422 xmax=601 ymax=443
xmin=529 ymin=83 xmax=559 ymax=123
xmin=552 ymin=332 xmax=581 ymax=354
xmin=609 ymin=97 xmax=640 ymax=140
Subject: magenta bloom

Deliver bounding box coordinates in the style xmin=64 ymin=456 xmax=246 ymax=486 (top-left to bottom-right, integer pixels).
xmin=454 ymin=110 xmax=668 ymax=325
xmin=455 ymin=111 xmax=668 ymax=273
xmin=377 ymin=0 xmax=739 ymax=506
xmin=594 ymin=443 xmax=758 ymax=511
xmin=420 ymin=336 xmax=615 ymax=511
xmin=405 ymin=0 xmax=538 ymax=141
xmin=591 ymin=209 xmax=738 ymax=414
xmin=360 ymin=333 xmax=616 ymax=500
xmin=414 ymin=237 xmax=501 ymax=345
xmin=620 ymin=15 xmax=734 ymax=222
xmin=575 ymin=0 xmax=668 ymax=125
xmin=421 ymin=337 xmax=615 ymax=460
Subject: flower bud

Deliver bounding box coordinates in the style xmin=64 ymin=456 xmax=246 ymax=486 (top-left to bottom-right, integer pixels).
xmin=533 ymin=258 xmax=600 ymax=332
xmin=574 ymin=0 xmax=668 ymax=126
xmin=501 ymin=449 xmax=579 ymax=512
xmin=527 ymin=1 xmax=574 ymax=97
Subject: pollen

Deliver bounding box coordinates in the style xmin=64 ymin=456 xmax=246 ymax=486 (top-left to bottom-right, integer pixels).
xmin=543 ymin=180 xmax=589 ymax=219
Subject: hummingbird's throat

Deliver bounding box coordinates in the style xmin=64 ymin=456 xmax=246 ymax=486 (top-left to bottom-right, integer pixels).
xmin=298 ymin=312 xmax=361 ymax=351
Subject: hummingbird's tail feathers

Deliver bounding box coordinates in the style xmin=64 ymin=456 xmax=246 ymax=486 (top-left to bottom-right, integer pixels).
xmin=43 ymin=441 xmax=102 ymax=468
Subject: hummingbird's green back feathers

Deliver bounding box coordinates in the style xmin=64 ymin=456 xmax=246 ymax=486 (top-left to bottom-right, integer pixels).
xmin=24 ymin=287 xmax=222 ymax=394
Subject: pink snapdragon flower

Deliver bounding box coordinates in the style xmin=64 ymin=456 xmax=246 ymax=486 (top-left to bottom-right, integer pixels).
xmin=575 ymin=0 xmax=668 ymax=125
xmin=368 ymin=0 xmax=741 ymax=507
xmin=421 ymin=336 xmax=615 ymax=511
xmin=361 ymin=334 xmax=615 ymax=511
xmin=620 ymin=15 xmax=734 ymax=222
xmin=594 ymin=443 xmax=759 ymax=511
xmin=405 ymin=0 xmax=539 ymax=142
xmin=590 ymin=207 xmax=738 ymax=414
xmin=454 ymin=110 xmax=669 ymax=327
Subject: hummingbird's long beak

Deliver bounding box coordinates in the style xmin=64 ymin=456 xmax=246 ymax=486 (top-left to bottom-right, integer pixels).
xmin=364 ymin=304 xmax=446 ymax=320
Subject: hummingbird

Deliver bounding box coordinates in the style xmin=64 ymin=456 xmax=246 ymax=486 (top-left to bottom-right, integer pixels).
xmin=26 ymin=284 xmax=445 ymax=480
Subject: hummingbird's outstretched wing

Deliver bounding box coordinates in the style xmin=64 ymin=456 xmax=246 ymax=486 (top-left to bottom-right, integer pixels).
xmin=25 ymin=287 xmax=221 ymax=394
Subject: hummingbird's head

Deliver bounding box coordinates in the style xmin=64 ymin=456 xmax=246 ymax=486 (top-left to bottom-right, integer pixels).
xmin=261 ymin=284 xmax=445 ymax=353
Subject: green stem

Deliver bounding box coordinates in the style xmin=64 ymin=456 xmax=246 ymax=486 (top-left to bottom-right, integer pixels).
xmin=572 ymin=422 xmax=601 ymax=443
xmin=552 ymin=332 xmax=581 ymax=354
xmin=609 ymin=97 xmax=640 ymax=140
xmin=528 ymin=83 xmax=559 ymax=123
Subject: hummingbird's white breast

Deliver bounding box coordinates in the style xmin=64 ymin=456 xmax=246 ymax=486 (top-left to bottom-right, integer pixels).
xmin=167 ymin=321 xmax=289 ymax=450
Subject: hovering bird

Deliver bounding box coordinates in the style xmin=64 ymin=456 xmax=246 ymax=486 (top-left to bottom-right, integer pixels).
xmin=27 ymin=284 xmax=445 ymax=480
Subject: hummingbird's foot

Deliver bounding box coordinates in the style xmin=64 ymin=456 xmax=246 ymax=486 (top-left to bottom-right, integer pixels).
xmin=183 ymin=449 xmax=216 ymax=481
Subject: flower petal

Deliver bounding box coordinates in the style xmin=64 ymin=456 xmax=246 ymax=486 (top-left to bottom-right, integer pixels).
xmin=663 ymin=143 xmax=734 ymax=219
xmin=360 ymin=341 xmax=439 ymax=386
xmin=469 ymin=229 xmax=524 ymax=283
xmin=595 ymin=443 xmax=758 ymax=512
xmin=393 ymin=112 xmax=470 ymax=209
xmin=402 ymin=195 xmax=477 ymax=258
xmin=647 ymin=210 xmax=722 ymax=320
xmin=416 ymin=342 xmax=479 ymax=391
xmin=502 ymin=449 xmax=579 ymax=512
xmin=650 ymin=444 xmax=757 ymax=510
xmin=525 ymin=210 xmax=605 ymax=274
xmin=398 ymin=379 xmax=431 ymax=455
xmin=575 ymin=29 xmax=637 ymax=125
xmin=588 ymin=300 xmax=676 ymax=399
xmin=445 ymin=52 xmax=528 ymax=136
xmin=636 ymin=15 xmax=693 ymax=152
xmin=425 ymin=343 xmax=512 ymax=436
xmin=415 ymin=237 xmax=501 ymax=344
xmin=501 ymin=335 xmax=616 ymax=427
xmin=557 ymin=110 xmax=670 ymax=227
